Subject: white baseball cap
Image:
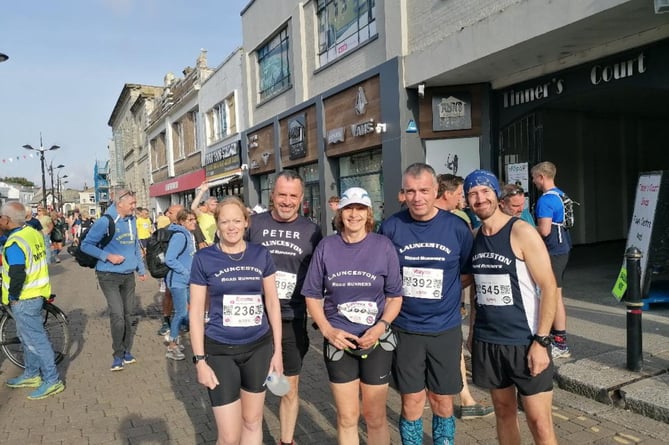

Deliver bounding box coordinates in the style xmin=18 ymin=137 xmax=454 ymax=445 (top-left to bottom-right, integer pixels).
xmin=338 ymin=187 xmax=372 ymax=209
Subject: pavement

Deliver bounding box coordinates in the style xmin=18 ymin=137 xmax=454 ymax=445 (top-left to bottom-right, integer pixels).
xmin=0 ymin=242 xmax=667 ymax=444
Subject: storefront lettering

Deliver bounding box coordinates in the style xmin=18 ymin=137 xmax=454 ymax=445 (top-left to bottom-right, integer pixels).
xmin=350 ymin=120 xmax=375 ymax=137
xmin=205 ymin=141 xmax=239 ymax=165
xmin=590 ymin=53 xmax=646 ymax=85
xmin=165 ymin=181 xmax=179 ymax=191
xmin=502 ymin=78 xmax=564 ymax=109
xmin=327 ymin=127 xmax=345 ymax=144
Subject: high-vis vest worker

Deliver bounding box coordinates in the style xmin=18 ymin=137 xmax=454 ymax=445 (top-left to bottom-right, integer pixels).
xmin=2 ymin=226 xmax=51 ymax=304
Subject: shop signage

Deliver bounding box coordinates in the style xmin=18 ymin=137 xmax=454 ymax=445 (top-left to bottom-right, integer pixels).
xmin=432 ymin=93 xmax=472 ymax=131
xmin=288 ymin=114 xmax=307 ymax=160
xmin=149 ymin=168 xmax=205 ymax=197
xmin=502 ymin=78 xmax=565 ymax=109
xmin=590 ymin=53 xmax=646 ymax=85
xmin=351 ymin=120 xmax=375 ymax=137
xmin=205 ymin=140 xmax=241 ymax=177
xmin=327 ymin=127 xmax=345 ymax=144
xmin=354 ymin=86 xmax=368 ymax=115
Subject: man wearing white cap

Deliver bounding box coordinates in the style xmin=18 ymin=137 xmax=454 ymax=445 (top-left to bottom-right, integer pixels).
xmin=379 ymin=162 xmax=474 ymax=445
xmin=464 ymin=169 xmax=558 ymax=445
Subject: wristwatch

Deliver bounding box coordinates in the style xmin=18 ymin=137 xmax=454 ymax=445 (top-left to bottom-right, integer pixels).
xmin=192 ymin=354 xmax=208 ymax=364
xmin=378 ymin=319 xmax=391 ymax=332
xmin=533 ymin=334 xmax=552 ymax=347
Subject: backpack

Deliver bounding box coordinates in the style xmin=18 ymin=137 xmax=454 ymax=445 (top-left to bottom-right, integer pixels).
xmin=68 ymin=214 xmax=115 ymax=268
xmin=543 ymin=190 xmax=579 ymax=229
xmin=146 ymin=228 xmax=186 ymax=279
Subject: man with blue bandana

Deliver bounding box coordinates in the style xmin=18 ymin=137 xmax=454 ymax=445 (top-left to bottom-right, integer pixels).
xmin=380 ymin=162 xmax=473 ymax=445
xmin=464 ymin=169 xmax=558 ymax=445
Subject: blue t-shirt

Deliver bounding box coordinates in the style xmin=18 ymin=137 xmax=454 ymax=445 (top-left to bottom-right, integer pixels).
xmin=301 ymin=233 xmax=402 ymax=337
xmin=189 ymin=242 xmax=276 ymax=345
xmin=379 ymin=209 xmax=473 ymax=334
xmin=535 ymin=187 xmax=571 ymax=255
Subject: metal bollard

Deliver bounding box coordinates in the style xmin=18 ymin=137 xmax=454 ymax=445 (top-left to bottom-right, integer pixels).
xmin=625 ymin=246 xmax=643 ymax=372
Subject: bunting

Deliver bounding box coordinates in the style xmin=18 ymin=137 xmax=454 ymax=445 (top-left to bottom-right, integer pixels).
xmin=1 ymin=153 xmax=36 ymax=164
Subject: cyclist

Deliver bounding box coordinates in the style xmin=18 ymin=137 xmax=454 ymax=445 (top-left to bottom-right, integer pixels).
xmin=1 ymin=201 xmax=65 ymax=400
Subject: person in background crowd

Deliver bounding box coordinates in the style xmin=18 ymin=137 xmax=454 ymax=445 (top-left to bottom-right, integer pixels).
xmin=36 ymin=207 xmax=54 ymax=264
xmin=157 ymin=204 xmax=184 ymax=336
xmin=80 ymin=190 xmax=147 ymax=371
xmin=189 ymin=196 xmax=282 ymax=445
xmin=156 ymin=211 xmax=170 ymax=231
xmin=49 ymin=210 xmax=66 ymax=263
xmin=191 ymin=182 xmax=218 ymax=245
xmin=531 ymin=161 xmax=572 ymax=359
xmin=1 ymin=201 xmax=65 ymax=400
xmin=71 ymin=211 xmax=82 ymax=242
xmin=328 ymin=195 xmax=340 ymax=232
xmin=25 ymin=208 xmax=43 ymax=232
xmin=464 ymin=169 xmax=558 ymax=445
xmin=379 ymin=163 xmax=474 ymax=445
xmin=164 ymin=209 xmax=197 ymax=360
xmin=434 ymin=173 xmax=494 ymax=421
xmin=304 ymin=186 xmax=403 ymax=444
xmin=136 ymin=207 xmax=153 ymax=257
xmin=247 ymin=170 xmax=323 ymax=445
xmin=499 ymin=183 xmax=536 ymax=227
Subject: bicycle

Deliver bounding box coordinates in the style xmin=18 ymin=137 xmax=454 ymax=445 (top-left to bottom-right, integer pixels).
xmin=0 ymin=294 xmax=70 ymax=369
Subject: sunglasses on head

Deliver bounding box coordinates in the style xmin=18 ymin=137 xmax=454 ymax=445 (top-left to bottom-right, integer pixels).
xmin=503 ymin=187 xmax=524 ymax=199
xmin=117 ymin=190 xmax=136 ymax=200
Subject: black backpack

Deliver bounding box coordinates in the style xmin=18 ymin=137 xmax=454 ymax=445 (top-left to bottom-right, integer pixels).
xmin=68 ymin=215 xmax=115 ymax=268
xmin=146 ymin=228 xmax=186 ymax=279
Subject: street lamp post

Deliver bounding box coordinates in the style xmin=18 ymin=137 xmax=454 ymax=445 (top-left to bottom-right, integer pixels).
xmin=23 ymin=135 xmax=60 ymax=209
xmin=48 ymin=162 xmax=65 ymax=211
xmin=57 ymin=174 xmax=68 ymax=212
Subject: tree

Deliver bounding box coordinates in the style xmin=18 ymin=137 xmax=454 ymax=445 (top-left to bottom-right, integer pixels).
xmin=0 ymin=176 xmax=35 ymax=187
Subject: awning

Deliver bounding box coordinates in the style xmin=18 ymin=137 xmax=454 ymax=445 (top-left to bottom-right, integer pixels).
xmin=206 ymin=169 xmax=242 ymax=188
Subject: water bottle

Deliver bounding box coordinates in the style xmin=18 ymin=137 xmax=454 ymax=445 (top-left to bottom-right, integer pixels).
xmin=265 ymin=372 xmax=290 ymax=396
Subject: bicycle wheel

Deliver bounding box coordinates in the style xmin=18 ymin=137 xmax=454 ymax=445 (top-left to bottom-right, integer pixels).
xmin=43 ymin=302 xmax=70 ymax=365
xmin=0 ymin=313 xmax=23 ymax=368
xmin=0 ymin=302 xmax=70 ymax=369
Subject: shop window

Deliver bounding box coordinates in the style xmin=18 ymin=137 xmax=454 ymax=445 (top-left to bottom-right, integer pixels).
xmin=258 ymin=28 xmax=291 ymax=101
xmin=317 ymin=0 xmax=377 ymax=67
xmin=260 ymin=173 xmax=277 ymax=208
xmin=339 ymin=149 xmax=383 ymax=224
xmin=297 ymin=163 xmax=320 ymax=223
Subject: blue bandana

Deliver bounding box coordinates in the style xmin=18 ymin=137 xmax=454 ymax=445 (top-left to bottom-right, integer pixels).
xmin=464 ymin=170 xmax=501 ymax=197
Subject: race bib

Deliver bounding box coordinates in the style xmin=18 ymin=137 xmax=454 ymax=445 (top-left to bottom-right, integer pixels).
xmin=222 ymin=294 xmax=264 ymax=327
xmin=275 ymin=270 xmax=297 ymax=300
xmin=475 ymin=274 xmax=513 ymax=306
xmin=337 ymin=301 xmax=379 ymax=326
xmin=402 ymin=267 xmax=443 ymax=299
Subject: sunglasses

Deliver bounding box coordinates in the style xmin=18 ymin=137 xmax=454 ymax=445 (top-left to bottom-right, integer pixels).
xmin=117 ymin=190 xmax=136 ymax=200
xmin=502 ymin=187 xmax=524 ymax=199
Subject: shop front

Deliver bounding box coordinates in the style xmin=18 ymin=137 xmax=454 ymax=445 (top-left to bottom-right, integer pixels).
xmin=495 ymin=38 xmax=669 ymax=245
xmin=324 ymin=76 xmax=384 ymax=223
xmin=204 ymin=139 xmax=243 ymax=200
xmin=149 ymin=168 xmax=206 ymax=214
xmin=247 ymin=124 xmax=276 ymax=209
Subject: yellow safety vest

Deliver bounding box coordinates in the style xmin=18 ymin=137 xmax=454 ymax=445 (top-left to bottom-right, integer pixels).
xmin=1 ymin=225 xmax=51 ymax=304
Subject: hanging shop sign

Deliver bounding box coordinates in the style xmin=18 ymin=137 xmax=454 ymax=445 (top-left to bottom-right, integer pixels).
xmin=149 ymin=168 xmax=205 ymax=197
xmin=288 ymin=114 xmax=307 ymax=160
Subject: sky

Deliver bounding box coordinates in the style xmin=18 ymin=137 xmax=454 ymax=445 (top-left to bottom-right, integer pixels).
xmin=0 ymin=0 xmax=249 ymax=191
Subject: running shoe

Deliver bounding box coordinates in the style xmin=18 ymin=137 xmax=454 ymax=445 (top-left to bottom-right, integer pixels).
xmin=551 ymin=346 xmax=572 ymax=359
xmin=166 ymin=346 xmax=185 ymax=361
xmin=110 ymin=357 xmax=124 ymax=371
xmin=123 ymin=352 xmax=137 ymax=364
xmin=6 ymin=375 xmax=42 ymax=388
xmin=157 ymin=321 xmax=170 ymax=336
xmin=27 ymin=381 xmax=65 ymax=400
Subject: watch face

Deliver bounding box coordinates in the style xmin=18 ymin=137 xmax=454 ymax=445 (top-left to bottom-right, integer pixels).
xmin=535 ymin=335 xmax=551 ymax=347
